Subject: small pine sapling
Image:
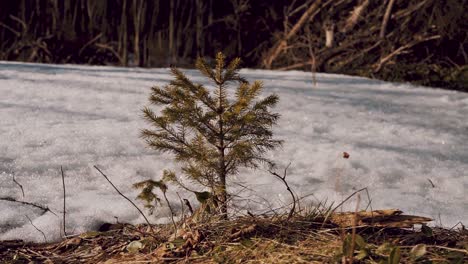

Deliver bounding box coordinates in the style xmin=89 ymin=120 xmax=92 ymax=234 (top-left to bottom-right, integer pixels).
xmin=133 ymin=170 xmax=177 ymax=230
xmin=139 ymin=52 xmax=282 ymax=217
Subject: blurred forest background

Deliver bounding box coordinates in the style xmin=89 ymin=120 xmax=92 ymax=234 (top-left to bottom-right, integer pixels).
xmin=0 ymin=0 xmax=466 ymax=91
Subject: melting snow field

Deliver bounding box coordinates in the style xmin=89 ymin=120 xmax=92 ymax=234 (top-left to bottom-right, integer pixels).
xmin=0 ymin=61 xmax=467 ymax=242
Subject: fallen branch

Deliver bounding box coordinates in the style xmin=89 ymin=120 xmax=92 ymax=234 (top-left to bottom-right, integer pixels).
xmin=329 ymin=40 xmax=382 ymax=72
xmin=93 ymin=165 xmax=154 ymax=233
xmin=25 ymin=215 xmax=47 ymax=242
xmin=341 ymin=0 xmax=369 ymax=33
xmin=263 ymin=0 xmax=323 ymax=69
xmin=0 ymin=197 xmax=57 ymax=216
xmin=379 ymin=0 xmax=396 ymax=38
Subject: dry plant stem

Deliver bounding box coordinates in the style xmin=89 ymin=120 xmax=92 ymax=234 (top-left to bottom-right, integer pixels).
xmin=162 ymin=191 xmax=177 ymax=234
xmin=322 ymin=187 xmax=370 ymax=229
xmin=60 ymin=166 xmax=67 ymax=237
xmin=349 ymin=194 xmax=361 ymax=264
xmin=0 ymin=197 xmax=57 ymax=216
xmin=268 ymin=163 xmax=296 ymax=220
xmin=93 ymin=165 xmax=154 ymax=233
xmin=175 ymin=192 xmax=186 ymax=221
xmin=331 ymin=187 xmax=368 ymax=213
xmin=183 ymin=199 xmax=194 ymax=215
xmin=12 ymin=174 xmax=25 ymax=198
xmin=25 ymin=215 xmax=47 ymax=242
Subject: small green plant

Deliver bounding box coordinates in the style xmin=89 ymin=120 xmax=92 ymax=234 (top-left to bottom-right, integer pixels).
xmin=336 ymin=234 xmax=405 ymax=264
xmin=138 ymin=52 xmax=282 ymax=217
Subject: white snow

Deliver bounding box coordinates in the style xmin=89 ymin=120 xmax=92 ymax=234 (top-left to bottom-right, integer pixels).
xmin=0 ymin=61 xmax=467 ymax=242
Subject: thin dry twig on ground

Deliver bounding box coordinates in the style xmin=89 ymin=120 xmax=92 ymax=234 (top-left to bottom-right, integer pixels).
xmin=25 ymin=215 xmax=47 ymax=242
xmin=162 ymin=190 xmax=177 ymax=234
xmin=12 ymin=174 xmax=25 ymax=198
xmin=93 ymin=165 xmax=154 ymax=233
xmin=60 ymin=166 xmax=67 ymax=237
xmin=0 ymin=197 xmax=57 ymax=216
xmin=175 ymin=192 xmax=187 ymax=221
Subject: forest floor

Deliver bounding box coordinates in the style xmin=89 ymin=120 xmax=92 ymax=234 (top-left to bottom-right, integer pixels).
xmin=1 ymin=209 xmax=466 ymax=263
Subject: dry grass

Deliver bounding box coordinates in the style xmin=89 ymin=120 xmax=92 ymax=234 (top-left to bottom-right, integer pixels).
xmin=1 ymin=210 xmax=466 ymax=263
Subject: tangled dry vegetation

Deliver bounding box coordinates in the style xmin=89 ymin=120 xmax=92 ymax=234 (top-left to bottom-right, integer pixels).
xmin=1 ymin=208 xmax=466 ymax=263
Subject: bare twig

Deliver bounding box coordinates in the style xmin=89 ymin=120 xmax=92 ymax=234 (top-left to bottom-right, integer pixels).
xmin=175 ymin=192 xmax=186 ymax=221
xmin=380 ymin=0 xmax=396 ymax=38
xmin=276 ymin=60 xmax=315 ymax=71
xmin=331 ymin=187 xmax=368 ymax=213
xmin=9 ymin=15 xmax=27 ymax=35
xmin=374 ymin=35 xmax=441 ymax=72
xmin=12 ymin=174 xmax=25 ymax=198
xmin=95 ymin=43 xmax=124 ymax=64
xmin=0 ymin=22 xmax=20 ymax=37
xmin=93 ymin=165 xmax=154 ymax=233
xmin=60 ymin=166 xmax=67 ymax=237
xmin=427 ymin=178 xmax=435 ymax=188
xmin=162 ymin=191 xmax=177 ymax=234
xmin=25 ymin=215 xmax=47 ymax=242
xmin=342 ymin=0 xmax=369 ymax=33
xmin=268 ymin=162 xmax=296 ymax=220
xmin=0 ymin=197 xmax=57 ymax=216
xmin=79 ymin=33 xmax=103 ymax=56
